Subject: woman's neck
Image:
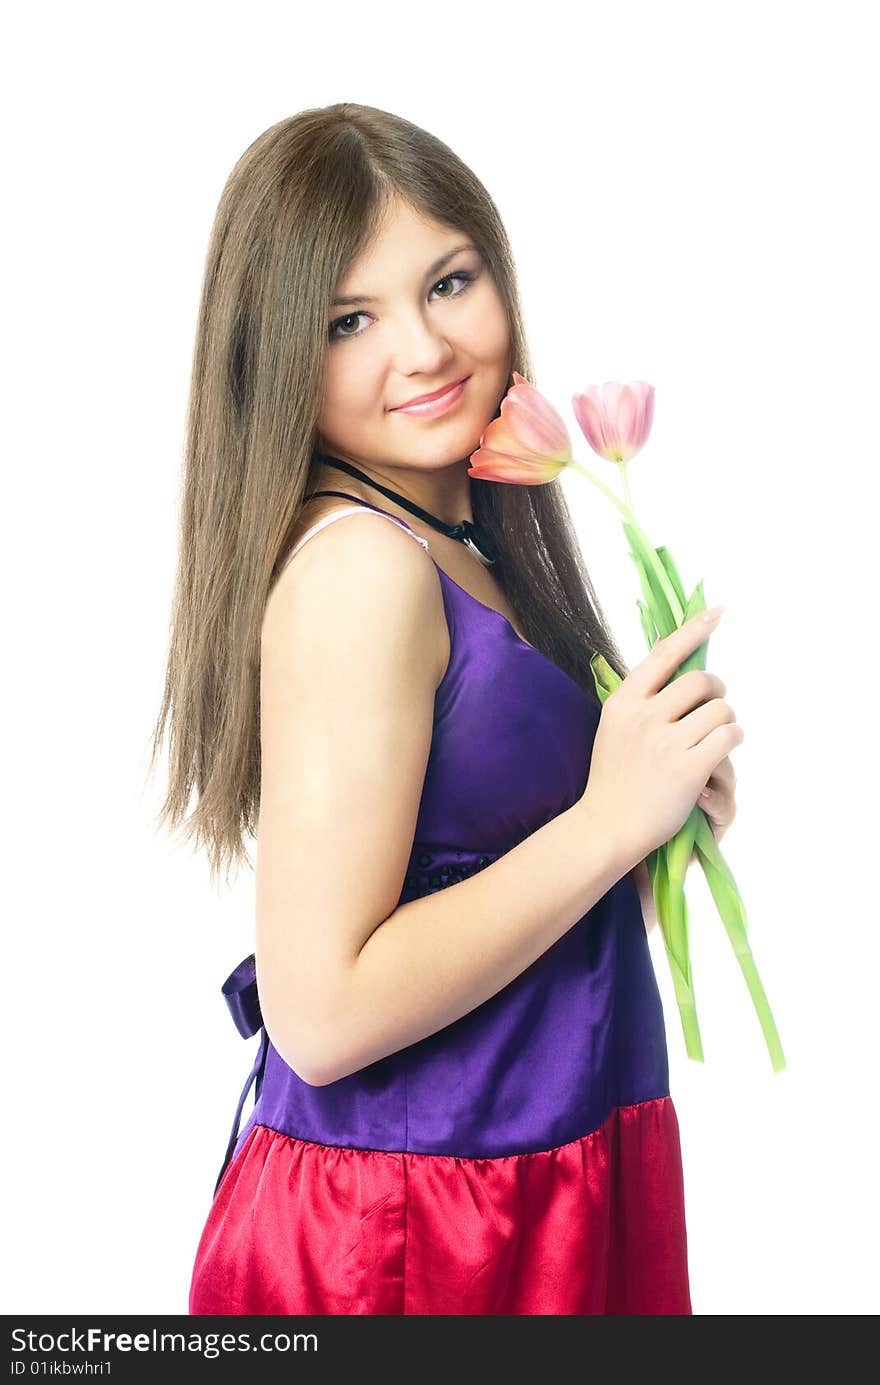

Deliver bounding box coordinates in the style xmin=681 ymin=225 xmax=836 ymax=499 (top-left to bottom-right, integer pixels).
xmin=309 ymin=452 xmax=475 ymax=528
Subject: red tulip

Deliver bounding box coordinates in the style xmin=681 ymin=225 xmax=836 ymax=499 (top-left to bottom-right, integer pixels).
xmin=468 ymin=371 xmax=573 ymax=483
xmin=571 ymin=381 xmax=655 ymax=463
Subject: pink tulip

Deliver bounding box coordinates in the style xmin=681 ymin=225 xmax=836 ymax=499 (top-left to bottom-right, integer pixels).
xmin=571 ymin=382 xmax=655 ymax=464
xmin=468 ymin=371 xmax=573 ymax=484
xmin=468 ymin=369 xmax=784 ymax=1072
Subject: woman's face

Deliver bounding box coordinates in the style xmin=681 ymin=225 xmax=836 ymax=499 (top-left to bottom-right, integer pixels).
xmin=317 ymin=198 xmax=512 ymax=476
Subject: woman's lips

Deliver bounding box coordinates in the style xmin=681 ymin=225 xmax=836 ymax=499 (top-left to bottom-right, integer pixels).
xmin=391 ymin=376 xmax=470 ymax=418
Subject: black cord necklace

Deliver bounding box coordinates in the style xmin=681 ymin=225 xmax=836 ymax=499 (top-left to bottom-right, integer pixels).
xmin=310 ymin=451 xmax=498 ymax=566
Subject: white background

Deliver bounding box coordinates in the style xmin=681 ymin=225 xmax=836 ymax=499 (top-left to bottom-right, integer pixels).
xmin=4 ymin=0 xmax=877 ymax=1316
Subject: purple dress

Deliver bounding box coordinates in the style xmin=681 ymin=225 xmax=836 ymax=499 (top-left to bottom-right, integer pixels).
xmin=188 ymin=494 xmax=692 ymax=1315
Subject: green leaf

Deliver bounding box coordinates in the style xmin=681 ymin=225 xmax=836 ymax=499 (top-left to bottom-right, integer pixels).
xmin=589 ymin=652 xmax=622 ymax=704
xmin=656 ymin=546 xmax=687 ymax=608
xmin=637 ymin=598 xmax=658 ymax=647
xmin=675 ymin=579 xmax=711 ymax=674
xmin=623 ymin=522 xmax=678 ymax=636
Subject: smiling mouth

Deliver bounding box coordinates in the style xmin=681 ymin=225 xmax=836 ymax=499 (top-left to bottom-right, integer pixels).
xmin=391 ymin=376 xmax=471 ymax=416
xmin=394 ymin=376 xmax=469 ymax=410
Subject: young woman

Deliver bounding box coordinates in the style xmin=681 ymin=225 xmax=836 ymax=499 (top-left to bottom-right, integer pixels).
xmin=152 ymin=102 xmax=740 ymax=1315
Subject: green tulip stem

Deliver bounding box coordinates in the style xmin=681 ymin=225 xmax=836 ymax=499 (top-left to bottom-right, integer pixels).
xmin=566 ymin=458 xmax=683 ymax=625
xmin=566 ymin=458 xmax=632 ymax=518
xmin=577 ymin=447 xmax=786 ymax=1072
xmin=620 ymin=458 xmax=635 ymax=515
xmin=693 ymin=816 xmax=787 ymax=1073
xmin=650 ymin=841 xmax=704 ymax=1061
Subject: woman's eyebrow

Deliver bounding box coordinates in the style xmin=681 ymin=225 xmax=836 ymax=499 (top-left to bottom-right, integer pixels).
xmin=331 ymin=243 xmax=478 ymax=307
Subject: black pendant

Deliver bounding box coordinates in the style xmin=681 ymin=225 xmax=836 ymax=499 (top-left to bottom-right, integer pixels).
xmin=445 ymin=520 xmax=498 ymax=567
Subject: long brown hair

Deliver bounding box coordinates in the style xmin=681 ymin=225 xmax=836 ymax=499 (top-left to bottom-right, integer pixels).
xmin=147 ymin=102 xmax=631 ymax=887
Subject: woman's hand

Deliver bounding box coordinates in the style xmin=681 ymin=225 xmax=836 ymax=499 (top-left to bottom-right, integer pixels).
xmin=692 ymin=752 xmax=737 ymax=853
xmin=632 ymin=755 xmax=738 ymax=932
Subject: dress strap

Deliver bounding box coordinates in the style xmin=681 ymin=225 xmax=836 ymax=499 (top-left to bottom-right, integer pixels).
xmin=278 ymin=494 xmax=431 ymax=575
xmin=300 ymin=491 xmax=431 ymax=550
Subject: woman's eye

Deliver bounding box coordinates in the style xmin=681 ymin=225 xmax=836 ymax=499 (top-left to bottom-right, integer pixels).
xmin=329 ymin=311 xmax=367 ymax=341
xmin=431 ymin=270 xmax=473 ymax=299
xmin=328 ymin=269 xmax=476 ymax=341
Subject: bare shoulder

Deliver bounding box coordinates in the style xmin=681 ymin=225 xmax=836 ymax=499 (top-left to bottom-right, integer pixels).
xmin=256 ymin=508 xmax=449 ymax=1083
xmin=263 ymin=504 xmax=450 ymax=690
xmin=282 ymin=494 xmax=359 ymax=556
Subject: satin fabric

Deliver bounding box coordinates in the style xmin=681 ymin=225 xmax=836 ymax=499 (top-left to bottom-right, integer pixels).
xmin=188 ymin=497 xmax=693 ymax=1315
xmin=222 ymin=844 xmax=670 ymax=1169
xmin=190 ymin=1097 xmax=690 ymax=1315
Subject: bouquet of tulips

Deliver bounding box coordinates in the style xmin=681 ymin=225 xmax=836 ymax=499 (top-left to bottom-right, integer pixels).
xmin=469 ymin=374 xmax=785 ymax=1073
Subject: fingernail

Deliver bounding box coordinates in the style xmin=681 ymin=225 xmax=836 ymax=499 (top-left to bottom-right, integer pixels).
xmin=702 ymin=605 xmax=725 ymax=623
xmin=700 ymin=787 xmax=711 ymax=797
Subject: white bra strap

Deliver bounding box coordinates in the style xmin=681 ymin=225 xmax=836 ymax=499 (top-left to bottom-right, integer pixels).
xmin=280 ymin=505 xmax=430 ymax=574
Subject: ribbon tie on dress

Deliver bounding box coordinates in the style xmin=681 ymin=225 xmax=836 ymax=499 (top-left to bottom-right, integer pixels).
xmin=222 ymin=951 xmax=263 ymax=1037
xmin=214 ymin=953 xmax=269 ymax=1197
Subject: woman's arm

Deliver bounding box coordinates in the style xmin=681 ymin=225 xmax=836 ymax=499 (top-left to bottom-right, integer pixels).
xmin=256 ymin=517 xmax=637 ymax=1087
